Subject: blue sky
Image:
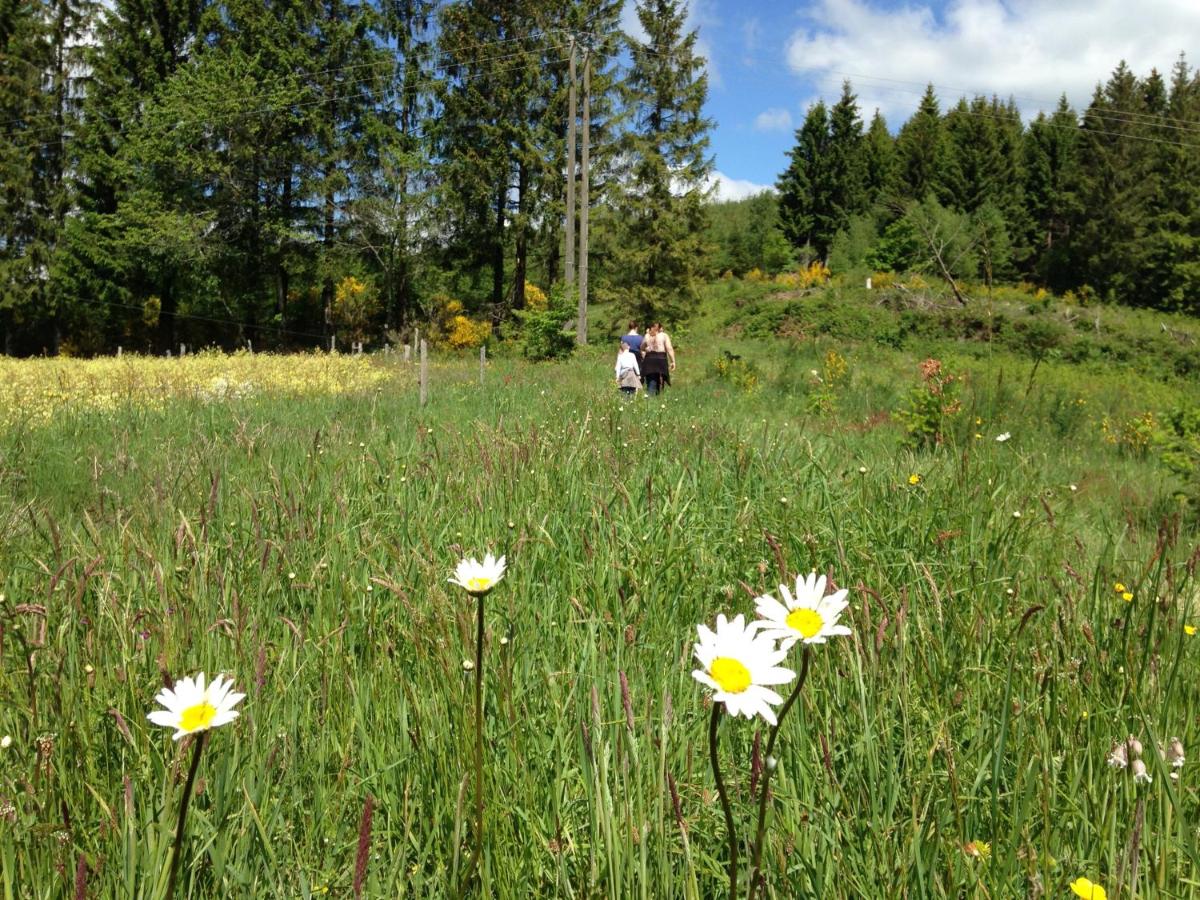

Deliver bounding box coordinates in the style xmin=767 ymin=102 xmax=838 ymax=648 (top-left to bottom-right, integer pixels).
xmin=627 ymin=0 xmax=1200 ymax=200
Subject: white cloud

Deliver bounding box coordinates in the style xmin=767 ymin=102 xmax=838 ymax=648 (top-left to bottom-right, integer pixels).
xmin=754 ymin=107 xmax=794 ymax=132
xmin=785 ymin=0 xmax=1200 ymax=124
xmin=706 ymin=171 xmax=774 ymax=202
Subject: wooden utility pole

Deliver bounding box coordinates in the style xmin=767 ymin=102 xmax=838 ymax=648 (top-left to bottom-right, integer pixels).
xmin=577 ymin=50 xmax=591 ymax=346
xmin=565 ymin=37 xmax=577 ymax=288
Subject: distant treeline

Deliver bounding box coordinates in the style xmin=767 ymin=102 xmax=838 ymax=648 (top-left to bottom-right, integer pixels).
xmin=0 ymin=0 xmax=712 ymax=356
xmin=710 ymin=60 xmax=1199 ymax=312
xmin=2 ymin=0 xmax=1196 ymax=358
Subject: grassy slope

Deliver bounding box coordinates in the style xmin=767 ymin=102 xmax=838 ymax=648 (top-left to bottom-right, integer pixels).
xmin=0 ymin=281 xmax=1198 ymax=897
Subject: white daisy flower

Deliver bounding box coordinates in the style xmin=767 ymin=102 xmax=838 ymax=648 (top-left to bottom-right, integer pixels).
xmin=691 ymin=614 xmax=795 ymax=725
xmin=754 ymin=571 xmax=852 ymax=651
xmin=147 ymin=673 xmax=244 ymax=741
xmin=448 ymin=553 xmax=506 ymax=595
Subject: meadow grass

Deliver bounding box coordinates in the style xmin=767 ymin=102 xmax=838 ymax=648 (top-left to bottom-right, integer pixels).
xmin=0 ymin=321 xmax=1198 ymax=897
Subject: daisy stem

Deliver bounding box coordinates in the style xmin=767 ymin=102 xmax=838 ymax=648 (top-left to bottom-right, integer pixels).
xmin=709 ymin=704 xmax=737 ymax=900
xmin=746 ymin=646 xmax=811 ymax=900
xmin=458 ymin=590 xmax=487 ymax=897
xmin=165 ymin=731 xmax=206 ymax=900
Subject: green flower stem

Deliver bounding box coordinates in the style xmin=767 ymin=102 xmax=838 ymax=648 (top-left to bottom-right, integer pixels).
xmin=709 ymin=703 xmax=737 ymax=900
xmin=166 ymin=731 xmax=206 ymax=900
xmin=747 ymin=646 xmax=811 ymax=900
xmin=458 ymin=589 xmax=487 ymax=897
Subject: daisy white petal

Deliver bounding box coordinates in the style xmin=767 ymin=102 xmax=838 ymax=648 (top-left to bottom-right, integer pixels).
xmin=691 ymin=614 xmax=796 ymax=725
xmin=753 ymin=571 xmax=853 ymax=648
xmin=448 ymin=553 xmax=507 ymax=595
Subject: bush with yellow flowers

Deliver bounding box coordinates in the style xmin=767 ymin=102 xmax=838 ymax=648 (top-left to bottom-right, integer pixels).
xmin=333 ymin=276 xmax=381 ymax=343
xmin=445 ymin=315 xmax=491 ymax=350
xmin=524 ymin=282 xmax=548 ymax=312
xmin=1101 ymin=411 xmax=1157 ymax=456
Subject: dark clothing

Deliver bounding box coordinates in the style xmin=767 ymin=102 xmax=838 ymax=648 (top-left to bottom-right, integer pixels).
xmin=642 ymin=349 xmax=669 ymax=395
xmin=623 ymin=332 xmax=643 ymax=353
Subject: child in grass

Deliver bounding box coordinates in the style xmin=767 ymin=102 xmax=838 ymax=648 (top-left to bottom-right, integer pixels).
xmin=615 ymin=340 xmax=641 ymax=395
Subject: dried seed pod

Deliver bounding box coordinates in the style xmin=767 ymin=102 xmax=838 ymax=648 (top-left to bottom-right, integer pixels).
xmin=1106 ymin=741 xmax=1128 ymax=770
xmin=1168 ymin=736 xmax=1185 ymax=769
xmin=1132 ymin=758 xmax=1152 ymax=785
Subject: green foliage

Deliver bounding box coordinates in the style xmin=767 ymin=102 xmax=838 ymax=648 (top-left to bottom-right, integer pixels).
xmin=515 ymin=283 xmax=575 ymax=361
xmin=1156 ymin=406 xmax=1200 ymax=511
xmin=608 ymin=0 xmax=712 ymax=324
xmin=710 ymin=349 xmax=761 ymax=392
xmin=705 ymin=192 xmax=794 ymax=277
xmin=895 ymin=357 xmax=962 ymax=449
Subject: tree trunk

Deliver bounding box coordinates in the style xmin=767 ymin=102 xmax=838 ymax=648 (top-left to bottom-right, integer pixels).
xmin=492 ymin=179 xmax=505 ymax=332
xmin=514 ymin=160 xmax=528 ymax=310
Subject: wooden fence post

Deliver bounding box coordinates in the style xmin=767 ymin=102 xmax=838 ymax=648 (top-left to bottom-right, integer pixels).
xmin=480 ymin=345 xmax=486 ymax=385
xmin=419 ymin=340 xmax=428 ymax=407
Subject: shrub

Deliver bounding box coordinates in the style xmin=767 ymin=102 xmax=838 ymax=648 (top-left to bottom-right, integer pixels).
xmin=333 ymin=276 xmax=380 ymax=343
xmin=446 ymin=314 xmax=491 ymax=349
xmin=1156 ymin=406 xmax=1200 ymax=512
xmin=711 ymin=350 xmax=761 ymax=393
xmin=895 ymin=358 xmax=962 ymax=449
xmin=515 ymin=283 xmax=575 ymax=361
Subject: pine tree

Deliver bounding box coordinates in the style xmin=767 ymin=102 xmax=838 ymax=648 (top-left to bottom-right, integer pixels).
xmin=63 ymin=0 xmax=208 ymax=352
xmin=776 ymin=101 xmax=828 ymax=255
xmin=0 ymin=0 xmax=51 ymax=353
xmin=611 ymin=0 xmax=712 ymax=322
xmin=1023 ymin=96 xmax=1080 ymax=289
xmin=1068 ymin=61 xmax=1159 ymax=303
xmin=895 ymin=84 xmax=953 ymax=205
xmin=862 ymin=109 xmax=897 ymax=207
xmin=436 ymin=0 xmax=551 ymax=324
xmin=1141 ymin=55 xmax=1200 ymax=312
xmin=823 ymin=81 xmax=868 ymax=249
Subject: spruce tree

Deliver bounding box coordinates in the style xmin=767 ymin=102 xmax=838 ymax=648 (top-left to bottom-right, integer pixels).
xmin=776 ymin=101 xmax=829 ymax=255
xmin=862 ymin=109 xmax=897 ymax=208
xmin=0 ymin=0 xmax=50 ymax=353
xmin=895 ymin=84 xmax=953 ymax=205
xmin=611 ymin=0 xmax=712 ymax=322
xmin=1069 ymin=62 xmax=1158 ymax=303
xmin=1023 ymin=96 xmax=1080 ymax=289
xmin=1141 ymin=55 xmax=1200 ymax=312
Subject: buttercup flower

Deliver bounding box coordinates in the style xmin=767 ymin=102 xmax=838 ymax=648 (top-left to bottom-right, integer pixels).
xmin=449 ymin=553 xmax=506 ymax=595
xmin=754 ymin=572 xmax=852 ymax=650
xmin=1070 ymin=877 xmax=1107 ymax=900
xmin=147 ymin=673 xmax=244 ymax=741
xmin=692 ymin=614 xmax=795 ymax=725
xmin=908 ymin=473 xmax=922 ymax=485
xmin=1185 ymin=624 xmax=1196 ymax=636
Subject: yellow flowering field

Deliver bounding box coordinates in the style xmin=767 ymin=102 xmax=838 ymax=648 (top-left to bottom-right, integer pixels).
xmin=0 ymin=351 xmax=394 ymax=428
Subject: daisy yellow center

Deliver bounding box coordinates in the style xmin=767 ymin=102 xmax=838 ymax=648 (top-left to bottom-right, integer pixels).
xmin=710 ymin=657 xmax=752 ymax=693
xmin=466 ymin=576 xmax=494 ymax=593
xmin=786 ymin=607 xmax=824 ymax=639
xmin=180 ymin=702 xmax=217 ymax=732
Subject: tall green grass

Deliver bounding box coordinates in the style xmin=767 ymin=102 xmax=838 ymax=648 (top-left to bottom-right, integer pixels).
xmin=0 ymin=337 xmax=1197 ymax=897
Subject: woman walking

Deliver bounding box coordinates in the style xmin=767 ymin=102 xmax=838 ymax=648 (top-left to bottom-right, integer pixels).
xmin=641 ymin=323 xmax=675 ymax=396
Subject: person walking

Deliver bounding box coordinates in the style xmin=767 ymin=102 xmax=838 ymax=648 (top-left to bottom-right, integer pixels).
xmin=623 ymin=321 xmax=643 ymax=355
xmin=615 ymin=339 xmax=641 ymax=396
xmin=641 ymin=323 xmax=675 ymax=396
